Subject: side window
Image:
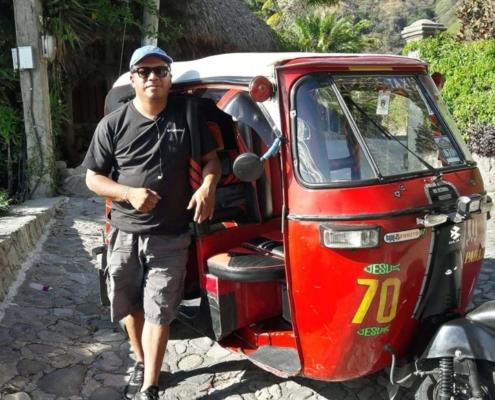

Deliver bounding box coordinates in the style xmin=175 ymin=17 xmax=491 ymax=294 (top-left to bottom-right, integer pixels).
xmin=295 ymin=78 xmax=374 ymax=184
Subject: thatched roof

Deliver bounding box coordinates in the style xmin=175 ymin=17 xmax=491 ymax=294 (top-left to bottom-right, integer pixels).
xmin=163 ymin=0 xmax=281 ymax=60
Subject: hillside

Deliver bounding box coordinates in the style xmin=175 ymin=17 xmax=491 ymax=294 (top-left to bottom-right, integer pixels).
xmin=340 ymin=0 xmax=461 ymax=53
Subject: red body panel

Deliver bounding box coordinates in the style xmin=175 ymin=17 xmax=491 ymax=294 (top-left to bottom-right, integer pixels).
xmin=163 ymin=56 xmax=489 ymax=382
xmin=283 ymin=172 xmax=486 ymax=380
xmin=275 ymin=66 xmax=487 ymax=380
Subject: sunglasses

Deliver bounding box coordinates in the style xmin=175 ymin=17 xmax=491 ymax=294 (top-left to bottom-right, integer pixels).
xmin=131 ymin=66 xmax=170 ymax=79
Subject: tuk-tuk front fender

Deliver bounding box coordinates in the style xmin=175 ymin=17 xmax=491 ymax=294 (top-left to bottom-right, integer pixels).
xmin=422 ymin=317 xmax=495 ymax=361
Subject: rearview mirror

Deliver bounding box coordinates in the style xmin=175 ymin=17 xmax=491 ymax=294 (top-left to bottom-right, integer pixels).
xmin=233 ymin=153 xmax=263 ymax=182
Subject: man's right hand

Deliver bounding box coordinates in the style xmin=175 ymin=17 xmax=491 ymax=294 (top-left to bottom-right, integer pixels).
xmin=127 ymin=188 xmax=161 ymax=212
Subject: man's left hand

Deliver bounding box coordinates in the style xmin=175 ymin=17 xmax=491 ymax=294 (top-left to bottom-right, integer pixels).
xmin=187 ymin=184 xmax=215 ymax=223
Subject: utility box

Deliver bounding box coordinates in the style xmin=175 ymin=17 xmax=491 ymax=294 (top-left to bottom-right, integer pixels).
xmin=11 ymin=46 xmax=34 ymax=70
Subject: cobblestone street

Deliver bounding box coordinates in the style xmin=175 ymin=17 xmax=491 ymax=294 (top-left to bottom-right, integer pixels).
xmin=0 ymin=197 xmax=494 ymax=400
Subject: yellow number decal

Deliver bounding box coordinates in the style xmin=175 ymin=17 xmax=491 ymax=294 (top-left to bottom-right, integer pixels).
xmin=352 ymin=279 xmax=379 ymax=324
xmin=377 ymin=278 xmax=401 ymax=323
xmin=352 ymin=278 xmax=401 ymax=324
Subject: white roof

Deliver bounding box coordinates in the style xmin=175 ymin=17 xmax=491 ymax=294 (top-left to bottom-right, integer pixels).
xmin=171 ymin=52 xmax=422 ymax=84
xmin=171 ymin=52 xmax=309 ymax=83
xmin=114 ymin=52 xmax=423 ymax=88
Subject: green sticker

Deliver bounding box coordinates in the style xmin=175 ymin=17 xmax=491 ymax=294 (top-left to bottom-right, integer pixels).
xmin=357 ymin=326 xmax=390 ymax=337
xmin=364 ymin=263 xmax=400 ymax=275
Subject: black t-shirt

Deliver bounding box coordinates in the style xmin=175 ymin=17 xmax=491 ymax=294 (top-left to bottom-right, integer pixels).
xmin=82 ymin=98 xmax=217 ymax=234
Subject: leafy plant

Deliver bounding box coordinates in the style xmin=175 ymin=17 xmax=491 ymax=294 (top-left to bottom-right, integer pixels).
xmin=49 ymin=84 xmax=70 ymax=139
xmin=0 ymin=189 xmax=11 ymax=216
xmin=404 ymin=34 xmax=495 ymax=134
xmin=245 ymin=0 xmax=340 ymax=26
xmin=245 ymin=0 xmax=378 ymax=52
xmin=0 ymin=94 xmax=22 ymax=196
xmin=467 ymin=125 xmax=495 ymax=157
xmin=291 ymin=12 xmax=377 ymax=52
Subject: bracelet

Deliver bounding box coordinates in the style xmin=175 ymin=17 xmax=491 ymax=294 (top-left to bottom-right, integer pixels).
xmin=122 ymin=187 xmax=130 ymax=203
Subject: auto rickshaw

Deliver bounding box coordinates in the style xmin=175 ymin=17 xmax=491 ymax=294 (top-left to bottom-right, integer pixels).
xmin=99 ymin=52 xmax=494 ymax=399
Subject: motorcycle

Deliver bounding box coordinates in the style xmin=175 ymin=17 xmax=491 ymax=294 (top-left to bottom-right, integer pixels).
xmin=97 ymin=52 xmax=494 ymax=399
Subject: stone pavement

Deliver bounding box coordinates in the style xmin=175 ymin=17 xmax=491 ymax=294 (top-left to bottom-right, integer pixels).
xmin=0 ymin=197 xmax=494 ymax=400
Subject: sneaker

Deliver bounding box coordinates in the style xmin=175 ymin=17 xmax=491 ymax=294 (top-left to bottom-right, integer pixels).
xmin=134 ymin=385 xmax=159 ymax=400
xmin=122 ymin=362 xmax=144 ymax=400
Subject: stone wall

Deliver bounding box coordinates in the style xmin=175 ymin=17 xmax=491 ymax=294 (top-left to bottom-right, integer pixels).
xmin=57 ymin=162 xmax=93 ymax=197
xmin=474 ymin=155 xmax=495 ymax=195
xmin=0 ymin=197 xmax=66 ymax=302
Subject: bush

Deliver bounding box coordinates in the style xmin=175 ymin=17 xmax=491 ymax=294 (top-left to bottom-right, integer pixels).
xmin=404 ymin=34 xmax=495 ymax=135
xmin=467 ymin=124 xmax=495 ymax=157
xmin=0 ymin=189 xmax=10 ymax=217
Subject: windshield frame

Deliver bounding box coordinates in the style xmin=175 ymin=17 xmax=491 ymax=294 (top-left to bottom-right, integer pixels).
xmin=290 ymin=71 xmax=471 ymax=189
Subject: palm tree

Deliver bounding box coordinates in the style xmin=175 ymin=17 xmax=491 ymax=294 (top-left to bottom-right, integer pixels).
xmin=292 ymin=12 xmax=377 ymax=52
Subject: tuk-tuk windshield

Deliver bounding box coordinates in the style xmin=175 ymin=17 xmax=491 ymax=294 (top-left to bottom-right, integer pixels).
xmin=294 ymin=74 xmax=465 ymax=185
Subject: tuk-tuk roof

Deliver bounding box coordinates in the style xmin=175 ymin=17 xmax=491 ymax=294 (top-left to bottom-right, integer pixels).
xmin=112 ymin=52 xmax=427 ymax=88
xmin=171 ymin=52 xmax=427 ymax=85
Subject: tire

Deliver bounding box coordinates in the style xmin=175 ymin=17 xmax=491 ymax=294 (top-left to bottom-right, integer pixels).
xmin=414 ymin=360 xmax=495 ymax=400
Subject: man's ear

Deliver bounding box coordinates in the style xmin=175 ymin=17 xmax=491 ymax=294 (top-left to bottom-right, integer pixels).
xmin=129 ymin=73 xmax=135 ymax=88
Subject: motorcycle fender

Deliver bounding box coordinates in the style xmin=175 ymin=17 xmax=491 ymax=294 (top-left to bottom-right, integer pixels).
xmin=422 ymin=317 xmax=495 ymax=361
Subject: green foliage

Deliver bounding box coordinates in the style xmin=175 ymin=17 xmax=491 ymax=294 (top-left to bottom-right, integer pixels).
xmin=0 ymin=0 xmax=24 ymax=199
xmin=42 ymin=0 xmax=182 ymax=76
xmin=291 ymin=12 xmax=378 ymax=52
xmin=245 ymin=0 xmax=377 ymax=52
xmin=246 ymin=0 xmax=463 ymax=53
xmin=404 ymin=34 xmax=495 ymax=132
xmin=49 ymin=87 xmax=70 ymax=139
xmin=0 ymin=189 xmax=11 ymax=216
xmin=0 ymin=105 xmax=20 ymax=145
xmin=341 ymin=0 xmax=459 ymax=52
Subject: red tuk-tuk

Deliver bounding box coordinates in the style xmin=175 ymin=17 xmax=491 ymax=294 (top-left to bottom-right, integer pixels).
xmin=101 ymin=53 xmax=494 ymax=399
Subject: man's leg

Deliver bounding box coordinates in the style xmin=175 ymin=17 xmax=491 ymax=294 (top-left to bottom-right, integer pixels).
xmin=141 ymin=322 xmax=170 ymax=389
xmin=125 ymin=309 xmax=145 ymax=363
xmin=138 ymin=232 xmax=191 ymax=393
xmin=106 ymin=228 xmax=146 ymax=399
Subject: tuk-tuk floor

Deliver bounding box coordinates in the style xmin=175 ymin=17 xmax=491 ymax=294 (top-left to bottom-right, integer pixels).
xmin=0 ymin=197 xmax=494 ymax=399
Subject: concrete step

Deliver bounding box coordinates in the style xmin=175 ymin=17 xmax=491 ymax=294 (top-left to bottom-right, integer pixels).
xmin=0 ymin=197 xmax=67 ymax=302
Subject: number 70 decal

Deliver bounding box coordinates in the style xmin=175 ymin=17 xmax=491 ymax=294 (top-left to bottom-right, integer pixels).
xmin=352 ymin=278 xmax=401 ymax=324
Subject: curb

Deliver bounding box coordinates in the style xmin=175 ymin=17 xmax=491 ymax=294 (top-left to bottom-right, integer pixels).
xmin=0 ymin=196 xmax=68 ymax=302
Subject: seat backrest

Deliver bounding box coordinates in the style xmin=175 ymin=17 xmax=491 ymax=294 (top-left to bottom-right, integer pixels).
xmin=192 ymin=108 xmax=262 ymax=235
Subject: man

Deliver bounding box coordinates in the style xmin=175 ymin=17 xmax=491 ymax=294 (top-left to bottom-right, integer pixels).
xmin=83 ymin=45 xmax=220 ymax=400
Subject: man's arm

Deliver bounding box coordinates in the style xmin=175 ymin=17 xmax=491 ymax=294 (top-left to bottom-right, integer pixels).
xmin=187 ymin=150 xmax=221 ymax=223
xmin=86 ymin=169 xmax=161 ymax=213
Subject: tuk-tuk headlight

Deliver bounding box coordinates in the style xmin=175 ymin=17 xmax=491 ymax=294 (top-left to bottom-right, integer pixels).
xmin=320 ymin=224 xmax=380 ymax=249
xmin=457 ymin=194 xmax=482 ymax=217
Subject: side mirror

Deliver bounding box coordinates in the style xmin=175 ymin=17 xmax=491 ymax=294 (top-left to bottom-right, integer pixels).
xmin=233 ymin=153 xmax=263 ymax=182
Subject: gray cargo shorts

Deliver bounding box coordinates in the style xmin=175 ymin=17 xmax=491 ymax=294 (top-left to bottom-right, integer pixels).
xmin=106 ymin=227 xmax=191 ymax=325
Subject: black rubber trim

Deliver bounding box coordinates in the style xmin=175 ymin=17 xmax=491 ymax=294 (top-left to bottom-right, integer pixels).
xmin=244 ymin=236 xmax=285 ymax=258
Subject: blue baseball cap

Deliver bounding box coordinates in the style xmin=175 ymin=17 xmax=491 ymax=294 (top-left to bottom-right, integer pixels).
xmin=129 ymin=45 xmax=173 ymax=70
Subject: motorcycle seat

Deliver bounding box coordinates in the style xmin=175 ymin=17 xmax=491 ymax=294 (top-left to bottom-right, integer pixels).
xmin=207 ymin=246 xmax=285 ymax=282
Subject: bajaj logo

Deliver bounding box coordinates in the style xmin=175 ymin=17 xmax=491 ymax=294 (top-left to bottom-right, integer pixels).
xmin=449 ymin=226 xmax=461 ymax=244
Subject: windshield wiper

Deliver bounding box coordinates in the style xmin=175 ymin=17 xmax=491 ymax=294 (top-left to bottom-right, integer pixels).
xmin=344 ymin=96 xmax=442 ymax=180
